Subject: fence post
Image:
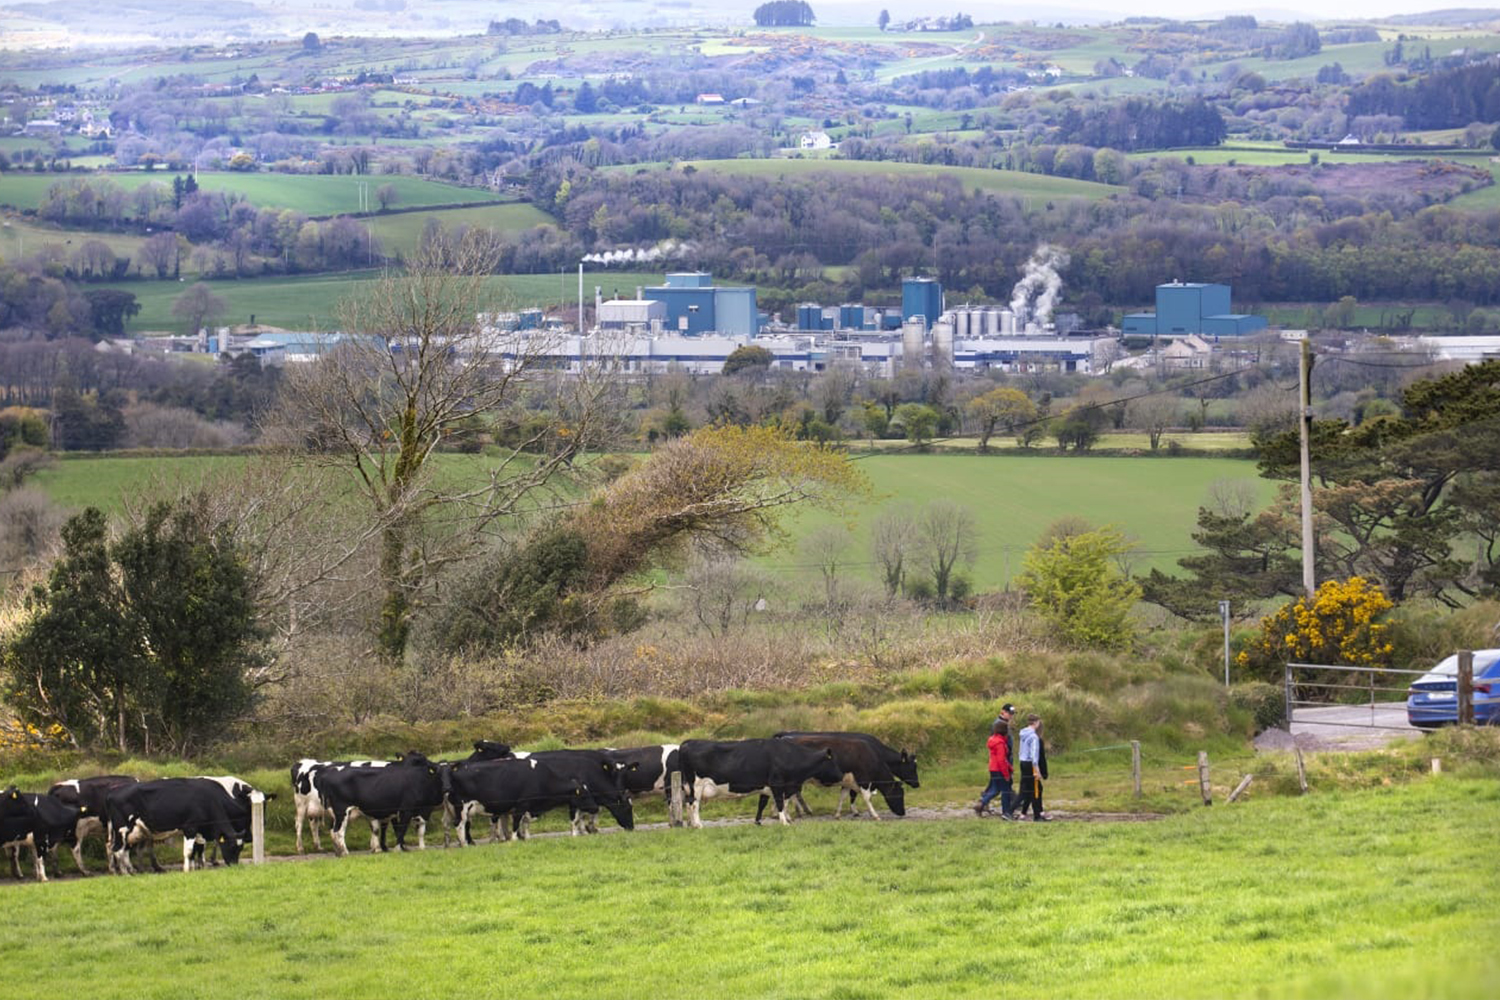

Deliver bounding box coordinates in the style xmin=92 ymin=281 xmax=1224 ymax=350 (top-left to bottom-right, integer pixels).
xmin=1294 ymin=746 xmax=1308 ymax=794
xmin=1130 ymin=740 xmax=1142 ymax=799
xmin=1457 ymin=649 xmax=1474 ymax=726
xmin=1284 ymin=662 xmax=1295 ymax=730
xmin=1431 ymin=758 xmax=1442 ymax=775
xmin=669 ymin=771 xmax=683 ymax=828
xmin=1197 ymin=751 xmax=1212 ymax=806
xmin=250 ymin=791 xmax=265 ymax=865
xmin=1227 ymin=774 xmax=1254 ymax=803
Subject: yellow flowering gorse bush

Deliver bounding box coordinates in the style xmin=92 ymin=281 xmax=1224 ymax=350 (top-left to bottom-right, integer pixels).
xmin=1237 ymin=576 xmax=1397 ymax=679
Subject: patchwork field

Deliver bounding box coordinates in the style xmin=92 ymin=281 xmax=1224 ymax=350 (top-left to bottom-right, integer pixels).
xmin=0 ymin=780 xmax=1492 ymax=999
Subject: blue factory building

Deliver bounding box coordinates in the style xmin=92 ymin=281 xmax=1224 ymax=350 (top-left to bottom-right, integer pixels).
xmin=1122 ymin=281 xmax=1267 ymax=337
xmin=641 ymin=272 xmax=759 ymax=337
xmin=902 ymin=277 xmax=943 ymax=329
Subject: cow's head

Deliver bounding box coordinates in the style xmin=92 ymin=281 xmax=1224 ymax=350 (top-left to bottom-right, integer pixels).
xmin=893 ymin=751 xmax=920 ymax=788
xmin=813 ymin=749 xmax=845 ymax=786
xmin=216 ymin=833 xmax=246 ymax=866
xmin=596 ymin=786 xmax=634 ymax=832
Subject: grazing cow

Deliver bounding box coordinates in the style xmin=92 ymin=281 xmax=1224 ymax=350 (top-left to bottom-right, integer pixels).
xmin=775 ymin=732 xmax=911 ymax=820
xmin=603 ymin=744 xmax=681 ymax=802
xmin=290 ymin=758 xmax=391 ymax=853
xmin=314 ymin=752 xmax=445 ymax=857
xmin=516 ymin=750 xmax=635 ymax=834
xmin=104 ymin=777 xmax=257 ymax=875
xmin=444 ymin=757 xmax=600 ymax=843
xmin=677 ymin=738 xmax=845 ymax=828
xmin=48 ymin=774 xmax=138 ymax=874
xmin=1 ymin=786 xmax=82 ymax=882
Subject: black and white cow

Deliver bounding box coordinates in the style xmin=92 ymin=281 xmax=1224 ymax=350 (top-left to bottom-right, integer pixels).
xmin=436 ymin=741 xmax=517 ymax=846
xmin=313 ymin=752 xmax=446 ymax=857
xmin=602 ymin=744 xmax=680 ymax=803
xmin=775 ymin=732 xmax=912 ymax=819
xmin=290 ymin=758 xmax=392 ymax=853
xmin=444 ymin=757 xmax=600 ymax=843
xmin=514 ymin=750 xmax=635 ymax=835
xmin=48 ymin=774 xmax=138 ymax=874
xmin=1 ymin=786 xmax=82 ymax=882
xmin=677 ymin=738 xmax=845 ymax=828
xmin=103 ymin=777 xmax=258 ymax=875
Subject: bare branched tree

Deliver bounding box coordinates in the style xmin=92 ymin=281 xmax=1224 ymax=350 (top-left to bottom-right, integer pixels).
xmin=802 ymin=523 xmax=852 ymax=608
xmin=919 ymin=499 xmax=978 ymax=603
xmin=267 ymin=232 xmax=622 ymax=657
xmin=1126 ymin=392 xmax=1180 ymax=451
xmin=871 ymin=503 xmax=919 ymax=598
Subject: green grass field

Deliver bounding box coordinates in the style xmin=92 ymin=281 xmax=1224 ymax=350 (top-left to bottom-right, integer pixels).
xmin=0 ymin=779 xmax=1492 ymax=999
xmin=363 ymin=203 xmax=557 ymax=255
xmin=33 ymin=450 xmax=1271 ymax=588
xmin=678 ymin=158 xmax=1118 ymax=201
xmin=0 ymin=171 xmax=498 ymax=216
xmin=102 ymin=269 xmax=666 ymax=333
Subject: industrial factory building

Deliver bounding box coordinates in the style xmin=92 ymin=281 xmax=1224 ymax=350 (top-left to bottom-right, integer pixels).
xmin=1121 ymin=281 xmax=1268 ymax=337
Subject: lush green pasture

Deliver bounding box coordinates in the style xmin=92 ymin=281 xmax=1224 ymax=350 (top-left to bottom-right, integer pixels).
xmin=363 ymin=203 xmax=557 ymax=255
xmin=0 ymin=171 xmax=496 ymax=216
xmin=0 ymin=780 xmax=1492 ymax=999
xmin=789 ymin=452 xmax=1272 ymax=588
xmin=103 ymin=268 xmax=666 ymax=332
xmin=680 ymin=158 xmax=1117 ymax=200
xmin=34 ymin=451 xmax=1270 ymax=588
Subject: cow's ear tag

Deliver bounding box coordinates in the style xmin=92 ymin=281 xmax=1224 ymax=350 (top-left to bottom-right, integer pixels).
xmin=573 ymin=788 xmax=581 ymax=796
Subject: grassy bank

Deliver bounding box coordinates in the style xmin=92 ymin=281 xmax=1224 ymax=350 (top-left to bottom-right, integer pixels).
xmin=0 ymin=778 xmax=1493 ymax=999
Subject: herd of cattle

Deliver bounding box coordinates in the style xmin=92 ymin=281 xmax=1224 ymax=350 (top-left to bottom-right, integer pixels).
xmin=1 ymin=732 xmax=920 ymax=882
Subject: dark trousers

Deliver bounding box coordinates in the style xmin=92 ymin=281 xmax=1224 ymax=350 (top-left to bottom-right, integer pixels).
xmin=1014 ymin=761 xmax=1044 ymax=818
xmin=978 ymin=772 xmax=1012 ymax=814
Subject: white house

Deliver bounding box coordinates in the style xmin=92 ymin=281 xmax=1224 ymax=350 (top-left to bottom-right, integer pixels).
xmin=800 ymin=131 xmax=833 ymax=150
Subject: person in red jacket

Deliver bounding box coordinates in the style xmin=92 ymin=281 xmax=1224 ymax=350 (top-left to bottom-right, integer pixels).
xmin=973 ymin=716 xmax=1015 ymax=819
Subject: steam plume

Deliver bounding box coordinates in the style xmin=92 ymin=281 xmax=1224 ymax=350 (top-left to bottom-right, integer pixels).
xmin=582 ymin=240 xmax=697 ymax=266
xmin=1009 ymin=244 xmax=1070 ymax=327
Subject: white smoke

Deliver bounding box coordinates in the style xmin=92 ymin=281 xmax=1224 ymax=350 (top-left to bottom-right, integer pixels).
xmin=582 ymin=240 xmax=697 ymax=266
xmin=1009 ymin=244 xmax=1070 ymax=329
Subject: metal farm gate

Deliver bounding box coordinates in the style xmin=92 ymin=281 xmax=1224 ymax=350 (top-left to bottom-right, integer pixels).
xmin=1284 ymin=650 xmax=1483 ymax=732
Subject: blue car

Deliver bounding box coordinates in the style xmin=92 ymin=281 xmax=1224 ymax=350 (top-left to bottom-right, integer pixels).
xmin=1407 ymin=649 xmax=1500 ymax=728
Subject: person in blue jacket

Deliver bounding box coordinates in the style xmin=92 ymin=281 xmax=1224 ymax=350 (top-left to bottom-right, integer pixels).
xmin=1013 ymin=713 xmax=1050 ymax=821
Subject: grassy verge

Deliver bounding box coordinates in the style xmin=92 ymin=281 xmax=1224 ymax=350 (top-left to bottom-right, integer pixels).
xmin=0 ymin=778 xmax=1493 ymax=999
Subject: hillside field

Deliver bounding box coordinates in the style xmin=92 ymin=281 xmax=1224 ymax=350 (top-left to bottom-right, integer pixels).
xmin=0 ymin=172 xmax=500 ymax=216
xmin=0 ymin=780 xmax=1492 ymax=999
xmin=33 ymin=451 xmax=1272 ymax=587
xmin=676 ymin=158 xmax=1119 ymax=200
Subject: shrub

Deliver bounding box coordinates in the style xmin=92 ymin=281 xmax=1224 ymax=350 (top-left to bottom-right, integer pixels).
xmin=1016 ymin=524 xmax=1141 ymax=650
xmin=1235 ymin=576 xmax=1395 ymax=683
xmin=1230 ymin=681 xmax=1287 ymax=732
